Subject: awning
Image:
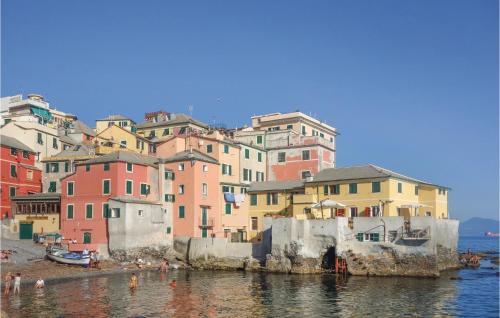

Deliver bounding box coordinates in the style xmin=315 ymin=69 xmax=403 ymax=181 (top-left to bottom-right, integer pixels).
xmin=31 ymin=106 xmax=53 ymax=121
xmin=400 ymin=204 xmax=430 ymax=209
xmin=311 ymin=200 xmax=346 ymax=209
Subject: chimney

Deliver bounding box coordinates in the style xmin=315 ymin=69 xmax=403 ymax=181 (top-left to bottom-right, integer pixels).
xmin=27 ymin=94 xmax=44 ymax=102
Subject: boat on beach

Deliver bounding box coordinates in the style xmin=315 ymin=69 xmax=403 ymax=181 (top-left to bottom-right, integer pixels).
xmin=46 ymin=246 xmax=90 ymax=266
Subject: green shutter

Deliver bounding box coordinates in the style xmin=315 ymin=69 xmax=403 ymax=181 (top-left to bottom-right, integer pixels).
xmin=251 ymin=194 xmax=257 ymax=206
xmin=324 ymin=185 xmax=329 ymax=195
xmin=48 ymin=181 xmax=56 ymax=193
xmin=224 ymin=145 xmax=229 ymax=153
xmin=68 ymin=182 xmax=74 ymax=195
xmin=141 ymin=184 xmax=148 ymax=195
xmin=86 ymin=204 xmax=93 ymax=219
xmin=267 ymin=193 xmax=271 ymax=205
xmin=258 ymin=152 xmax=262 ymax=162
xmin=167 ymin=227 xmax=171 ymax=234
xmin=83 ymin=232 xmax=91 ymax=244
xmin=356 ymin=233 xmax=363 ymax=242
xmin=372 ymin=233 xmax=380 ymax=242
xmin=67 ymin=205 xmax=74 ymax=219
xmin=207 ymin=144 xmax=213 ymax=153
xmin=104 ymin=163 xmax=110 ymax=171
xmin=65 ymin=162 xmax=69 ymax=172
xmin=10 ymin=165 xmax=16 ymax=177
xmin=372 ymin=182 xmax=380 ymax=193
xmin=103 ymin=204 xmax=109 ymax=218
xmin=46 ymin=163 xmax=50 ymax=173
xmin=103 ymin=180 xmax=110 ymax=194
xmin=225 ymin=203 xmax=232 ymax=214
xmin=126 ymin=181 xmax=132 ymax=194
xmin=179 ymin=206 xmax=185 ymax=218
xmin=245 ymin=149 xmax=250 ymax=159
xmin=85 ymin=164 xmax=90 ymax=172
xmin=9 ymin=187 xmax=16 ymax=197
xmin=127 ymin=163 xmax=133 ymax=172
xmin=257 ymin=135 xmax=262 ymax=144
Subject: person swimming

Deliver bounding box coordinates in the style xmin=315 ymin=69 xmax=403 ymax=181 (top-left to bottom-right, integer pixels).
xmin=129 ymin=273 xmax=138 ymax=290
xmin=169 ymin=279 xmax=176 ymax=288
xmin=34 ymin=277 xmax=45 ymax=289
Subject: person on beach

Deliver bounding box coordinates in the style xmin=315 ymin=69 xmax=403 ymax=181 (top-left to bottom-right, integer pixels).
xmin=4 ymin=272 xmax=12 ymax=295
xmin=34 ymin=278 xmax=45 ymax=289
xmin=13 ymin=273 xmax=21 ymax=295
xmin=129 ymin=273 xmax=138 ymax=290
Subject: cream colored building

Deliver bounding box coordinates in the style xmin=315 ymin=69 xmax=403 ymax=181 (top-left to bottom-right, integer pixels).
xmin=95 ymin=115 xmax=136 ymax=134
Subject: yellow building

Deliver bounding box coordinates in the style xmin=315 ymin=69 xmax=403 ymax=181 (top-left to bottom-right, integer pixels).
xmin=248 ymin=165 xmax=449 ymax=240
xmin=94 ymin=124 xmax=150 ymax=155
xmin=247 ymin=180 xmax=304 ymax=242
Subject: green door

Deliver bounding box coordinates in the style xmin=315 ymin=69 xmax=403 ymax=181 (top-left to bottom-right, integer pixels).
xmin=19 ymin=223 xmax=33 ymax=240
xmin=83 ymin=232 xmax=92 ymax=244
xmin=201 ymin=208 xmax=208 ymax=238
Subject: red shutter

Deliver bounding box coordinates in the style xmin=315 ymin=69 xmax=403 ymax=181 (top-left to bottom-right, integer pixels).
xmin=337 ymin=208 xmax=345 ymax=217
xmin=365 ymin=207 xmax=371 ymax=217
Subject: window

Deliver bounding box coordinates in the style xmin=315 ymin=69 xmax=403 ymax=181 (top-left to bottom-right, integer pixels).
xmin=22 ymin=151 xmax=29 ymax=159
xmin=287 ymin=124 xmax=293 ymax=130
xmin=257 ymin=135 xmax=263 ymax=144
xmin=330 ymin=185 xmax=340 ymax=195
xmin=149 ymin=130 xmax=156 ymax=137
xmin=85 ymin=164 xmax=90 ymax=172
xmin=178 ymin=163 xmax=184 ymax=171
xmin=178 ymin=206 xmax=185 ymax=218
xmin=372 ymin=206 xmax=380 ymax=217
xmin=256 ymin=171 xmax=264 ymax=182
xmin=223 ymin=145 xmax=229 ymax=154
xmin=45 ymin=163 xmax=50 ymax=173
xmin=243 ymin=169 xmax=249 ymax=181
xmin=415 ymin=186 xmax=419 ymax=195
xmin=10 ymin=164 xmax=17 ymax=177
xmin=50 ymin=163 xmax=59 ymax=173
xmin=48 ymin=181 xmax=57 ymax=193
xmin=9 ymin=187 xmax=16 ymax=197
xmin=167 ymin=227 xmax=172 ymax=234
xmin=164 ymin=194 xmax=175 ymax=202
xmin=241 ymin=187 xmax=247 ymax=194
xmin=267 ymin=193 xmax=278 ymax=205
xmin=165 ymin=171 xmax=175 ymax=180
xmin=301 ymin=171 xmax=310 ymax=179
xmin=250 ymin=194 xmax=258 ymax=206
xmin=126 ymin=162 xmax=133 ymax=172
xmin=222 ymin=186 xmax=230 ymax=193
xmin=103 ymin=203 xmax=109 ymax=218
xmin=278 ymin=152 xmax=286 ymax=162
xmin=350 ymin=207 xmax=358 ymax=217
xmin=324 ymin=185 xmax=329 ymax=195
xmin=86 ymin=204 xmax=93 ymax=219
xmin=302 ymin=150 xmax=310 ymax=160
xmin=65 ymin=162 xmax=70 ymax=172
xmin=138 ymin=210 xmax=144 ymax=217
xmin=37 ymin=132 xmax=43 ymax=145
xmin=244 ymin=149 xmax=250 ymax=159
xmin=426 ymin=211 xmax=432 ymax=216
xmin=67 ymin=182 xmax=74 ymax=196
xmin=251 ymin=217 xmax=258 ymax=230
xmin=225 ymin=203 xmax=232 ymax=215
xmin=207 ymin=144 xmax=213 ymax=153
xmin=104 ymin=163 xmax=110 ymax=171
xmin=320 ymin=133 xmax=324 ymax=138
xmin=202 ymin=183 xmax=208 ymax=196
xmin=162 ymin=128 xmax=170 ymax=136
xmin=140 ymin=183 xmax=149 ymax=195
xmin=27 ymin=170 xmax=33 ymax=180
xmin=349 ymin=183 xmax=357 ymax=194
xmin=83 ymin=232 xmax=92 ymax=244
xmin=301 ymin=126 xmax=306 ymax=135
xmin=397 ymin=182 xmax=402 ymax=193
xmin=120 ymin=140 xmax=127 ymax=148
xmin=53 ymin=138 xmax=58 ymax=149
xmin=179 ymin=185 xmax=184 ymax=194
xmin=258 ymin=152 xmax=262 ymax=162
xmin=372 ymin=182 xmax=381 ymax=193
xmin=110 ymin=208 xmax=120 ymax=218
xmin=222 ymin=164 xmax=230 ymax=175
xmin=67 ymin=204 xmax=74 ymax=219
xmin=103 ymin=180 xmax=111 ymax=195
xmin=10 ymin=148 xmax=17 ymax=156
xmin=126 ymin=180 xmax=133 ymax=195
xmin=203 ymin=165 xmax=208 ymax=172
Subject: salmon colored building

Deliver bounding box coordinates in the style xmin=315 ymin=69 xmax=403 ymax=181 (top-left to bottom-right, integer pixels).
xmin=161 ymin=150 xmax=222 ymax=238
xmin=0 ymin=136 xmax=42 ymax=218
xmin=60 ymin=151 xmax=159 ymax=253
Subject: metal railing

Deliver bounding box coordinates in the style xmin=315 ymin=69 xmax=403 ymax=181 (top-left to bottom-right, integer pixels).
xmin=199 ymin=218 xmax=215 ymax=228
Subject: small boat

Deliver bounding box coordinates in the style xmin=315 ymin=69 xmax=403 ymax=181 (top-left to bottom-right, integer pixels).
xmin=46 ymin=246 xmax=90 ymax=266
xmin=485 ymin=231 xmax=500 ymax=237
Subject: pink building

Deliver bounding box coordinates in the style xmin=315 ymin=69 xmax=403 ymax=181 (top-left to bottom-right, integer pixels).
xmin=161 ymin=150 xmax=222 ymax=238
xmin=60 ymin=151 xmax=159 ymax=253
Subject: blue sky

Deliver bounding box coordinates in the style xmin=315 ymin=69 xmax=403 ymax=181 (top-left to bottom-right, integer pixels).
xmin=2 ymin=0 xmax=498 ymax=221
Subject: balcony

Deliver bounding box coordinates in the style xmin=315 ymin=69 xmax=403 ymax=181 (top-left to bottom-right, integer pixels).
xmin=199 ymin=217 xmax=215 ymax=228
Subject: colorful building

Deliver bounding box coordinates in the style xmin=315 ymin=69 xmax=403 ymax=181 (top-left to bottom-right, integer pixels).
xmin=94 ymin=124 xmax=150 ymax=155
xmin=95 ymin=114 xmax=136 ymax=134
xmin=161 ymin=150 xmax=222 ymax=238
xmin=60 ymin=151 xmax=162 ymax=254
xmin=0 ymin=136 xmax=42 ymax=218
xmin=136 ymin=113 xmax=208 ymax=141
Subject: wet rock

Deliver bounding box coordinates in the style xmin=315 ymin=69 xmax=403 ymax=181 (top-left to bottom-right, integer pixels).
xmin=266 ymin=254 xmax=291 ymax=273
xmin=190 ymin=257 xmax=245 ymax=270
xmin=244 ymin=257 xmax=262 ymax=271
xmin=110 ymin=245 xmax=175 ymax=263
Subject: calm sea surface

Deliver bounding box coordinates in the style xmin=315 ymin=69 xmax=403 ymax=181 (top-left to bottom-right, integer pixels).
xmin=2 ymin=237 xmax=498 ymax=318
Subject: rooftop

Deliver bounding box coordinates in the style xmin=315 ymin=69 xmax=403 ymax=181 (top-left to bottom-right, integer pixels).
xmin=136 ymin=113 xmax=208 ymax=129
xmin=248 ymin=180 xmax=304 ymax=192
xmin=159 ymin=150 xmax=218 ymax=164
xmin=43 ymin=144 xmax=96 ymax=161
xmin=110 ymin=196 xmax=162 ymax=205
xmin=78 ymin=150 xmax=158 ymax=167
xmin=97 ymin=114 xmax=135 ymax=122
xmin=69 ymin=120 xmax=95 ymax=136
xmin=11 ymin=193 xmax=61 ymax=201
xmin=310 ymin=164 xmax=449 ymax=189
xmin=0 ymin=135 xmax=35 ymax=153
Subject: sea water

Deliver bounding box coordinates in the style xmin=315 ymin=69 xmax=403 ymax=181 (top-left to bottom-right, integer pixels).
xmin=2 ymin=237 xmax=498 ymax=317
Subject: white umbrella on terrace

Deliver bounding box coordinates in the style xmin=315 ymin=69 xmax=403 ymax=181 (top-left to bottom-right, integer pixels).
xmin=311 ymin=200 xmax=346 ymax=219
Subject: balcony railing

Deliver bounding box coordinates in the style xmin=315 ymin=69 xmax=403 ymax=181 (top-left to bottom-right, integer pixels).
xmin=199 ymin=218 xmax=215 ymax=228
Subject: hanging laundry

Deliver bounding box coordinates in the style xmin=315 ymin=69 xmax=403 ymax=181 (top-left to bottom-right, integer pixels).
xmin=224 ymin=192 xmax=235 ymax=203
xmin=234 ymin=194 xmax=245 ymax=204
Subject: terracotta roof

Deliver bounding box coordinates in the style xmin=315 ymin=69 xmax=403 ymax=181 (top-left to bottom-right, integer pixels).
xmin=0 ymin=135 xmax=35 ymax=153
xmin=70 ymin=120 xmax=95 ymax=136
xmin=43 ymin=144 xmax=96 ymax=162
xmin=96 ymin=114 xmax=135 ymax=122
xmin=136 ymin=113 xmax=208 ymax=129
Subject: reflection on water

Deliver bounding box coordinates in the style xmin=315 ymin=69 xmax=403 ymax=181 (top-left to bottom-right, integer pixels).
xmin=2 ymin=237 xmax=498 ymax=318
